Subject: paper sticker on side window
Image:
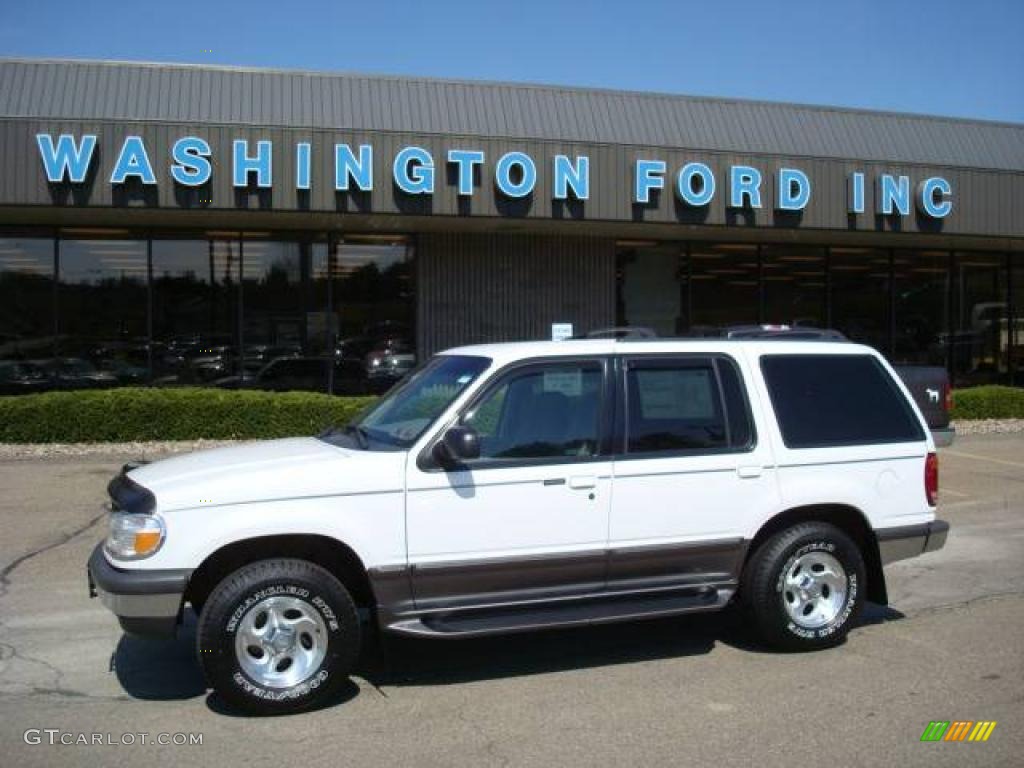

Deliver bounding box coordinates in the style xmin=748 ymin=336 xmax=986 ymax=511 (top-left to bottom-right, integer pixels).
xmin=543 ymin=370 xmax=583 ymax=396
xmin=636 ymin=368 xmax=714 ymax=419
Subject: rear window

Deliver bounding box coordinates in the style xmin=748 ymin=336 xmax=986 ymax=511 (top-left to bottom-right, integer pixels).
xmin=760 ymin=354 xmax=925 ymax=448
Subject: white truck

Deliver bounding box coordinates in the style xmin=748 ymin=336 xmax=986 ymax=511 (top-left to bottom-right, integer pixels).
xmin=89 ymin=337 xmax=948 ymax=714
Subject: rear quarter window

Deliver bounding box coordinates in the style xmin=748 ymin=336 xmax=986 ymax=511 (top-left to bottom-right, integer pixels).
xmin=760 ymin=354 xmax=925 ymax=448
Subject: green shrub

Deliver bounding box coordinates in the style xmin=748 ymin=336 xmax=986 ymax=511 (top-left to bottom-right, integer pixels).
xmin=951 ymin=385 xmax=1024 ymax=420
xmin=0 ymin=388 xmax=378 ymax=443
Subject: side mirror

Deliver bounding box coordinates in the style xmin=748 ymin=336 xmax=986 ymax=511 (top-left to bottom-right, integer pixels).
xmin=432 ymin=425 xmax=481 ymax=466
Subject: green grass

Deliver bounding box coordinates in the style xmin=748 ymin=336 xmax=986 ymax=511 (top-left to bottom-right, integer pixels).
xmin=0 ymin=387 xmax=377 ymax=443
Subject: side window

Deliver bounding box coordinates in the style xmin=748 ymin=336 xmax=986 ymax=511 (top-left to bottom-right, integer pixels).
xmin=760 ymin=354 xmax=925 ymax=448
xmin=463 ymin=361 xmax=603 ymax=461
xmin=624 ymin=356 xmax=753 ymax=454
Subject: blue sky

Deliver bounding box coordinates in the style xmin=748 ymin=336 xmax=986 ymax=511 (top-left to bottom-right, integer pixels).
xmin=1 ymin=0 xmax=1022 ymax=122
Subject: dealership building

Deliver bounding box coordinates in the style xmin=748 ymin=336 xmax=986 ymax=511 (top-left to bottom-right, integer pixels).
xmin=0 ymin=58 xmax=1022 ymax=394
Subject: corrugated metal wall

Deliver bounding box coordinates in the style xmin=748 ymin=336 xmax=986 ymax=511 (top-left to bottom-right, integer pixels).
xmin=416 ymin=233 xmax=616 ymax=355
xmin=2 ymin=117 xmax=1022 ymax=237
xmin=2 ymin=59 xmax=1023 ymax=171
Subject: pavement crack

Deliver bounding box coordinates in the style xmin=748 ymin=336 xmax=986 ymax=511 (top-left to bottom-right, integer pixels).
xmin=0 ymin=509 xmax=106 ymax=600
xmin=903 ymin=589 xmax=1024 ymax=618
xmin=0 ymin=510 xmax=106 ymax=701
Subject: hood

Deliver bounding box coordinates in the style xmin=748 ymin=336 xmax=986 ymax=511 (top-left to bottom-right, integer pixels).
xmin=127 ymin=437 xmax=407 ymax=512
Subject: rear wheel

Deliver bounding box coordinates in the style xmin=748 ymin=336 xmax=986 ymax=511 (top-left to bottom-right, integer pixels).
xmin=743 ymin=522 xmax=865 ymax=651
xmin=196 ymin=558 xmax=361 ymax=714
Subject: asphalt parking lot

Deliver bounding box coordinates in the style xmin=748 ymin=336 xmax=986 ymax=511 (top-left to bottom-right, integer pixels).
xmin=1 ymin=434 xmax=1022 ymax=767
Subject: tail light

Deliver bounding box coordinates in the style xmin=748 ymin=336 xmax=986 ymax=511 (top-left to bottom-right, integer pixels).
xmin=944 ymin=383 xmax=953 ymax=413
xmin=925 ymin=452 xmax=939 ymax=507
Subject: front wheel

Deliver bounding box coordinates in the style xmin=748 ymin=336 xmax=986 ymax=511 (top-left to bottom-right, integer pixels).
xmin=196 ymin=558 xmax=361 ymax=714
xmin=743 ymin=522 xmax=865 ymax=651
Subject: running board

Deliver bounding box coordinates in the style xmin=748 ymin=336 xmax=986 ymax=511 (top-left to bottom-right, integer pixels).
xmin=385 ymin=586 xmax=734 ymax=639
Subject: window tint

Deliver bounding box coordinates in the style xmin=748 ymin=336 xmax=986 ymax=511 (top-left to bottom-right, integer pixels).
xmin=625 ymin=359 xmax=730 ymax=453
xmin=761 ymin=354 xmax=925 ymax=448
xmin=464 ymin=362 xmax=603 ymax=460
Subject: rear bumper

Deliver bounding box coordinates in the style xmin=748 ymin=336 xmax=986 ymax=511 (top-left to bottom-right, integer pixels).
xmin=877 ymin=520 xmax=950 ymax=565
xmin=87 ymin=543 xmax=190 ymax=637
xmin=931 ymin=426 xmax=955 ymax=448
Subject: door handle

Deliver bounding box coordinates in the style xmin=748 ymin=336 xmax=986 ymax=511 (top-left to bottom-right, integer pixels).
xmin=568 ymin=476 xmax=597 ymax=490
xmin=737 ymin=465 xmax=763 ymax=479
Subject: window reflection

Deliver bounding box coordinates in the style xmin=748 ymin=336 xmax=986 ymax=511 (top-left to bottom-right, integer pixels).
xmin=151 ymin=239 xmax=240 ymax=386
xmin=615 ymin=243 xmax=685 ymax=335
xmin=57 ymin=239 xmax=148 ymax=387
xmin=333 ymin=239 xmax=415 ymax=394
xmin=685 ymin=244 xmax=759 ymax=331
xmin=952 ymin=252 xmax=1007 ymax=386
xmin=1014 ymin=256 xmax=1024 ymax=385
xmin=761 ymin=245 xmax=825 ymax=328
xmin=0 ymin=237 xmax=54 ymax=394
xmin=0 ymin=229 xmax=1017 ymax=396
xmin=893 ymin=250 xmax=949 ymax=367
xmin=830 ymin=247 xmax=890 ymax=353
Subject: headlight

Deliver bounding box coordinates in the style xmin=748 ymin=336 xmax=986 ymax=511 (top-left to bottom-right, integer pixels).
xmin=105 ymin=511 xmax=165 ymax=560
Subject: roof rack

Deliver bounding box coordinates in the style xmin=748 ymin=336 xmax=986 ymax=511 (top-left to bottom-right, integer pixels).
xmin=714 ymin=325 xmax=848 ymax=341
xmin=582 ymin=327 xmax=658 ymax=339
xmin=579 ymin=325 xmax=849 ymax=342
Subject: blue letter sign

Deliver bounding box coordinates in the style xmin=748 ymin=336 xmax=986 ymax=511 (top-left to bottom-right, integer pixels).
xmin=676 ymin=162 xmax=715 ymax=206
xmin=110 ymin=136 xmax=157 ymax=184
xmin=170 ymin=137 xmax=212 ymax=186
xmin=393 ymin=146 xmax=435 ymax=194
xmin=553 ymin=155 xmax=590 ymax=200
xmin=36 ymin=133 xmax=97 ymax=183
xmin=335 ymin=144 xmax=373 ymax=191
xmin=729 ymin=166 xmax=763 ymax=208
xmin=917 ymin=177 xmax=952 ymax=218
xmin=495 ymin=152 xmax=537 ymax=198
xmin=447 ymin=149 xmax=485 ymax=196
xmin=233 ymin=140 xmax=273 ymax=188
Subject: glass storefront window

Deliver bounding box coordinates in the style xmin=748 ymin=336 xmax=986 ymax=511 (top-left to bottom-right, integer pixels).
xmin=830 ymin=247 xmax=890 ymax=353
xmin=761 ymin=245 xmax=826 ymax=328
xmin=892 ymin=250 xmax=949 ymax=368
xmin=686 ymin=244 xmax=759 ymax=331
xmin=952 ymin=252 xmax=1008 ymax=386
xmin=57 ymin=239 xmax=149 ymax=388
xmin=151 ymin=239 xmax=240 ymax=387
xmin=333 ymin=238 xmax=415 ymax=394
xmin=1013 ymin=254 xmax=1023 ymax=385
xmin=615 ymin=243 xmax=686 ymax=335
xmin=0 ymin=236 xmax=55 ymax=394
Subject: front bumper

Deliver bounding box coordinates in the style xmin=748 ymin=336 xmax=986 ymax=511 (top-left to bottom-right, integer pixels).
xmin=877 ymin=520 xmax=950 ymax=565
xmin=87 ymin=543 xmax=190 ymax=637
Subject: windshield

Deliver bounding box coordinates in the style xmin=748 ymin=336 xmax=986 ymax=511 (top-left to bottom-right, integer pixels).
xmin=320 ymin=354 xmax=491 ymax=450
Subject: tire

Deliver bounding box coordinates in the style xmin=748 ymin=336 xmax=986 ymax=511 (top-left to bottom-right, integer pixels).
xmin=196 ymin=558 xmax=361 ymax=715
xmin=743 ymin=522 xmax=865 ymax=651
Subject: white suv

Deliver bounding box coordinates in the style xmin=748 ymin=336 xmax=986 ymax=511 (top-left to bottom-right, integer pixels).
xmin=88 ymin=338 xmax=948 ymax=714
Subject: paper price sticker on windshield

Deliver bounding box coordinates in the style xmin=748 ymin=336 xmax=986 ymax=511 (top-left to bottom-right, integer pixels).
xmin=543 ymin=370 xmax=582 ymax=396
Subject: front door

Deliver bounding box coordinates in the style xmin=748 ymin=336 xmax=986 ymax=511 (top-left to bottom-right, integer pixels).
xmin=406 ymin=357 xmax=612 ymax=609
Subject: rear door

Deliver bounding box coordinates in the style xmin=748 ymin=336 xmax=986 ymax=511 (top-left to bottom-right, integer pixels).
xmin=607 ymin=353 xmax=779 ymax=591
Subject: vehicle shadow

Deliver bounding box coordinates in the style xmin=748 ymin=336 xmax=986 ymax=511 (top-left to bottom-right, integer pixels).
xmin=112 ymin=611 xmax=206 ymax=701
xmin=358 ymin=609 xmax=733 ymax=688
xmin=111 ymin=602 xmax=904 ymax=714
xmin=357 ymin=599 xmax=907 ymax=686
